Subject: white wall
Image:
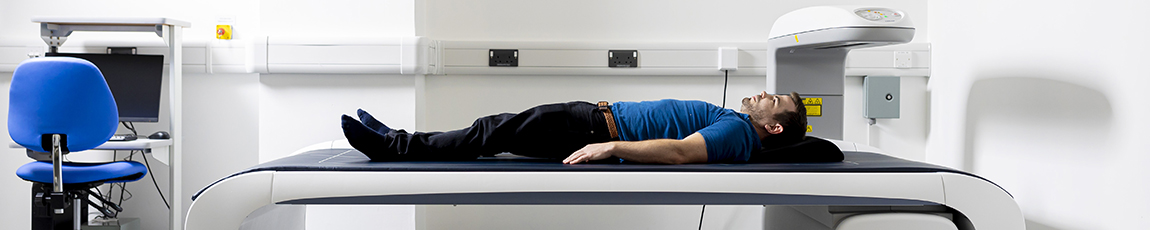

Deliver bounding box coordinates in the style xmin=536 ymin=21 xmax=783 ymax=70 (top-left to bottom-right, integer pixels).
xmin=258 ymin=74 xmax=416 ymax=163
xmin=420 ymin=0 xmax=927 ymax=43
xmin=842 ymin=75 xmax=931 ymax=161
xmin=0 ymin=72 xmax=22 ymax=229
xmin=927 ymin=0 xmax=1150 ymax=229
xmin=260 ymin=0 xmax=414 ymax=37
xmin=254 ymin=0 xmax=420 ymax=163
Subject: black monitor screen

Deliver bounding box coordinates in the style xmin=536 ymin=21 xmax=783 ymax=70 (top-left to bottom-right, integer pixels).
xmin=46 ymin=53 xmax=165 ymax=122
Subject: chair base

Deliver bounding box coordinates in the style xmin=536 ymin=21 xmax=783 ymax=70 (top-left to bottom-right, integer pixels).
xmin=31 ymin=183 xmax=89 ymax=230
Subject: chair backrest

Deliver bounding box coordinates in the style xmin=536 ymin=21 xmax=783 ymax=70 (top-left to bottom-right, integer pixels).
xmin=9 ymin=57 xmax=118 ymax=153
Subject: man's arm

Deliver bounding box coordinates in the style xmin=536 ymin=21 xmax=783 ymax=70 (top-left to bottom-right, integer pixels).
xmin=563 ymin=133 xmax=708 ymax=164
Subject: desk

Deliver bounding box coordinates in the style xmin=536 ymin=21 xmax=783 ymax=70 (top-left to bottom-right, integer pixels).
xmin=89 ymin=139 xmax=173 ymax=151
xmin=11 ymin=139 xmax=172 ymax=150
xmin=11 ymin=139 xmax=172 ymax=163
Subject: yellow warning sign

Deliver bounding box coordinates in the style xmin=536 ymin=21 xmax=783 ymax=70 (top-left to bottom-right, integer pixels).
xmin=803 ymin=97 xmax=822 ymax=117
xmin=805 ymin=125 xmax=813 ymax=132
xmin=805 ymin=105 xmax=823 ymax=116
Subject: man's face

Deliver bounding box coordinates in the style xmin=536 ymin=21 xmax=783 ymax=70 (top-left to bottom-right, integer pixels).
xmin=740 ymin=91 xmax=798 ymax=124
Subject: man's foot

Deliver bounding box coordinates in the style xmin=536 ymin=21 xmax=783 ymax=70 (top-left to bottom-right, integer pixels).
xmin=341 ymin=115 xmax=396 ymax=161
xmin=357 ymin=109 xmax=392 ymax=134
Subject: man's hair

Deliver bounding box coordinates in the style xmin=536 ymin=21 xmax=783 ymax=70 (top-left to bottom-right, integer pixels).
xmin=762 ymin=92 xmax=808 ymax=148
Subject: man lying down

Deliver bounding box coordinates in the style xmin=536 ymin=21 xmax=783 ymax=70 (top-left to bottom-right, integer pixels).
xmin=341 ymin=91 xmax=807 ymax=164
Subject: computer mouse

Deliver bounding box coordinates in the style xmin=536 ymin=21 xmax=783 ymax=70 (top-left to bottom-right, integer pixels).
xmin=148 ymin=131 xmax=170 ymax=139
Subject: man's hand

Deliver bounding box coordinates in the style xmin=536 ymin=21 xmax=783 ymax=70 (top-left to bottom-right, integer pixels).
xmin=563 ymin=142 xmax=616 ymax=164
xmin=565 ymin=133 xmax=708 ymax=165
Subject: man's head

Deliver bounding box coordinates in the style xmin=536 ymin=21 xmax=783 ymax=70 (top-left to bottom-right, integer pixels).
xmin=740 ymin=91 xmax=807 ymax=145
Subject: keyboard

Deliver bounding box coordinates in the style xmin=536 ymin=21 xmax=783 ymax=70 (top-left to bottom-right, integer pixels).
xmin=109 ymin=134 xmax=137 ymax=142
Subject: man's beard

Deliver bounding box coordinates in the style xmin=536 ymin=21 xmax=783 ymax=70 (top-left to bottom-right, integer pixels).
xmin=740 ymin=97 xmax=753 ymax=112
xmin=741 ymin=100 xmax=770 ymax=126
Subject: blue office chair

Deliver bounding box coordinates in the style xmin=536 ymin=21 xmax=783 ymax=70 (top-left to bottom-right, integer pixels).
xmin=10 ymin=57 xmax=147 ymax=229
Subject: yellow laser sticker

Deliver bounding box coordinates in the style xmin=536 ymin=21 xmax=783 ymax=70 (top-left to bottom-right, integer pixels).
xmin=795 ymin=35 xmax=799 ymax=42
xmin=803 ymin=97 xmax=822 ymax=117
xmin=216 ymin=25 xmax=232 ymax=40
xmin=806 ymin=125 xmax=813 ymax=132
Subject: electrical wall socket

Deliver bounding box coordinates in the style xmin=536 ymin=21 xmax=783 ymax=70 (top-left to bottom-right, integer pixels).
xmin=608 ymin=50 xmax=638 ymax=68
xmin=489 ymin=49 xmax=518 ymax=67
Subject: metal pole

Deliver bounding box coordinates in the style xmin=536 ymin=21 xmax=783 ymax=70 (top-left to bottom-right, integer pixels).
xmin=52 ymin=134 xmax=62 ymax=193
xmin=51 ymin=134 xmax=65 ymax=220
xmin=73 ymin=196 xmax=81 ymax=230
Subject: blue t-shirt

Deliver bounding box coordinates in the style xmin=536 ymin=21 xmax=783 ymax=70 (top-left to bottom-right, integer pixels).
xmin=611 ymin=99 xmax=761 ymax=163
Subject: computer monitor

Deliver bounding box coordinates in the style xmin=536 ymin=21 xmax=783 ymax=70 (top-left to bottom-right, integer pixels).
xmin=45 ymin=53 xmax=165 ymax=122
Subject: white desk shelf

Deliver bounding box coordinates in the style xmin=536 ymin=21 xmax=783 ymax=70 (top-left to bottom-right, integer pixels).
xmin=10 ymin=139 xmax=173 ymax=150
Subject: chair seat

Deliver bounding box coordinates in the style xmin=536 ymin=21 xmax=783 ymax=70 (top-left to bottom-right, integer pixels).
xmin=16 ymin=161 xmax=147 ymax=184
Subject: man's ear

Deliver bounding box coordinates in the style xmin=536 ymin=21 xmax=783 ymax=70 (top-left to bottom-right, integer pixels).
xmin=766 ymin=123 xmax=784 ymax=135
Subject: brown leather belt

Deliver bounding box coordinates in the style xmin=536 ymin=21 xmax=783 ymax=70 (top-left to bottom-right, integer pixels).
xmin=598 ymin=101 xmax=619 ymax=139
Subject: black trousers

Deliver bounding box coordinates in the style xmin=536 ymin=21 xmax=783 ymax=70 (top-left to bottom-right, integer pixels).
xmin=363 ymin=101 xmax=615 ymax=161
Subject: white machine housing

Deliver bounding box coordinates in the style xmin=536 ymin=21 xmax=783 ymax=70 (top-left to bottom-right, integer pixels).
xmin=768 ymin=6 xmax=912 ymax=39
xmin=766 ymin=6 xmax=914 ymax=139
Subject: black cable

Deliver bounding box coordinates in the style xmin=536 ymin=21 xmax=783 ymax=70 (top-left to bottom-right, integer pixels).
xmin=97 ymin=151 xmax=113 ymax=217
xmin=92 ymin=186 xmax=106 ymax=214
xmin=92 ymin=184 xmax=119 ymax=218
xmin=118 ymin=150 xmax=130 ymax=206
xmin=114 ymin=183 xmax=132 ymax=203
xmin=139 ymin=149 xmax=170 ymax=209
xmin=697 ymin=204 xmax=707 ymax=230
xmin=722 ymin=70 xmax=729 ymax=108
xmin=108 ymin=150 xmax=115 ymax=203
xmin=109 ymin=150 xmax=121 ymax=210
xmin=120 ymin=121 xmax=137 ymax=136
xmin=87 ymin=189 xmax=121 ymax=218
